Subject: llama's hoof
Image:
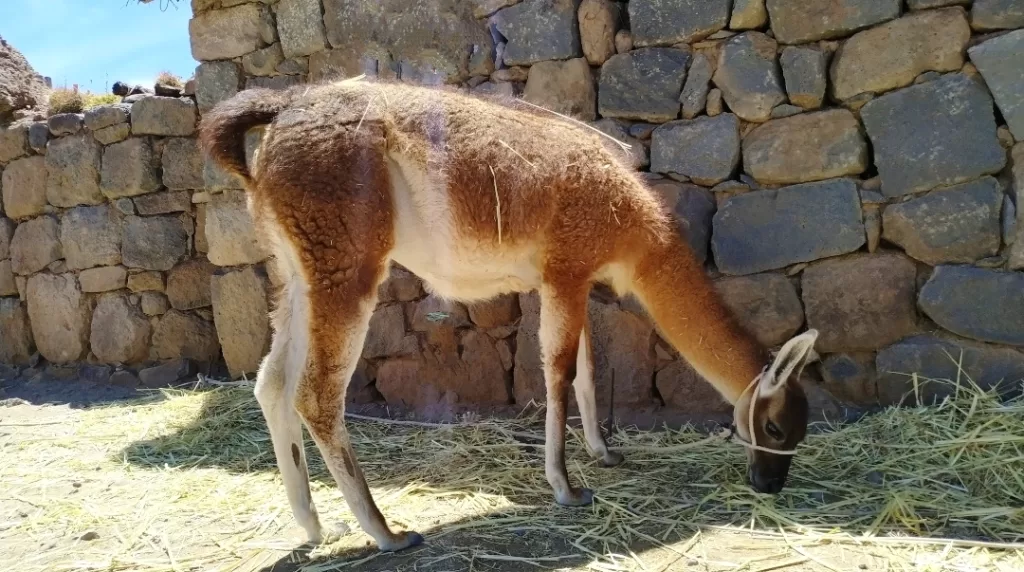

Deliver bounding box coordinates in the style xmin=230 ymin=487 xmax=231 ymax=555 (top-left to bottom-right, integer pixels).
xmin=380 ymin=530 xmax=425 ymax=553
xmin=598 ymin=450 xmax=625 ymax=468
xmin=555 ymin=487 xmax=594 ymax=507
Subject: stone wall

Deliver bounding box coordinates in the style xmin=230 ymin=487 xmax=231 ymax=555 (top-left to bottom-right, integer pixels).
xmin=1 ymin=0 xmax=1023 ymax=424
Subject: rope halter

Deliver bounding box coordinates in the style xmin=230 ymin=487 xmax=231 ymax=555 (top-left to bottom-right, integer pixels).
xmin=721 ymin=366 xmax=799 ymax=456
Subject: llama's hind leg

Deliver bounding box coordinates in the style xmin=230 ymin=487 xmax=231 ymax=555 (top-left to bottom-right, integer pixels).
xmin=573 ymin=324 xmax=624 ymax=468
xmin=294 ymin=286 xmax=422 ymax=553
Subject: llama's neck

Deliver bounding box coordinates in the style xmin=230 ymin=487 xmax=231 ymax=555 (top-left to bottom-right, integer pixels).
xmin=629 ymin=236 xmax=768 ymax=404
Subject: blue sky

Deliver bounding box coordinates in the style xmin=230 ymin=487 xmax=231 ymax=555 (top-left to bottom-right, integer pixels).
xmin=3 ymin=0 xmax=196 ymax=94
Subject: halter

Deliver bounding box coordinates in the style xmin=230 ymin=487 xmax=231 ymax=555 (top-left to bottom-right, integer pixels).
xmin=723 ymin=367 xmax=800 ymax=456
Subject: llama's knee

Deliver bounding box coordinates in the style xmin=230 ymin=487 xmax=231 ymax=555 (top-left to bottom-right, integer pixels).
xmin=254 ymin=342 xmax=287 ymax=408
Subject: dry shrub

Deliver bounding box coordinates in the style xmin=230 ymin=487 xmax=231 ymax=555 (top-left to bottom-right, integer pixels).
xmin=47 ymin=88 xmax=85 ymax=116
xmin=156 ymin=71 xmax=184 ymax=88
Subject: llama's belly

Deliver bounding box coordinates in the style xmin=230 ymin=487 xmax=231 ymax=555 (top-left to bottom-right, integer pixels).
xmin=385 ymin=153 xmax=542 ymax=302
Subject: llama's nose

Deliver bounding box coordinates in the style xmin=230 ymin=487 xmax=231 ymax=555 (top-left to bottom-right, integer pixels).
xmin=750 ymin=471 xmax=785 ymax=494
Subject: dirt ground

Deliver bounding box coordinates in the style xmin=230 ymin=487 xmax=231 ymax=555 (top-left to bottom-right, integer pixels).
xmin=2 ymin=373 xmax=1023 ymax=572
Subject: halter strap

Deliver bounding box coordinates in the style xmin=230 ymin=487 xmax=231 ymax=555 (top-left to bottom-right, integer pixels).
xmin=726 ymin=368 xmax=799 ymax=456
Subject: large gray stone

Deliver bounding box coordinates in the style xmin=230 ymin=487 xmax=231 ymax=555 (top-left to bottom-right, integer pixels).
xmin=130 ymin=97 xmax=197 ymax=137
xmin=10 ymin=215 xmax=60 ymax=275
xmin=522 ymin=58 xmax=596 ymax=121
xmin=656 ymin=360 xmax=730 ymax=414
xmin=161 ymin=138 xmax=204 ymax=190
xmin=134 ymin=191 xmax=191 ymax=216
xmin=680 ymin=52 xmax=713 ymax=119
xmin=802 ymin=253 xmax=918 ymax=353
xmin=742 ymin=109 xmax=868 ymax=185
xmin=90 ymin=294 xmax=151 ymax=364
xmin=0 ymin=298 xmax=34 ymax=365
xmin=79 ymin=266 xmax=127 ymax=293
xmin=711 ymin=178 xmax=865 ymax=275
xmin=45 ymin=134 xmax=103 ymax=207
xmin=2 ymin=156 xmax=47 ymax=219
xmin=242 ymin=43 xmax=286 ymax=77
xmin=818 ymin=352 xmax=877 ymax=405
xmin=629 ymin=0 xmax=730 ymax=46
xmin=195 ymin=61 xmax=243 ymax=114
xmin=969 ymin=30 xmax=1024 ymax=141
xmin=780 ymin=46 xmax=826 ymax=109
xmin=60 ymin=205 xmax=122 ymax=270
xmin=206 ymin=190 xmax=267 ymax=266
xmin=100 ymin=138 xmax=161 ymax=199
xmin=0 ymin=218 xmax=12 ymax=259
xmin=861 ymin=73 xmax=1006 ymax=197
xmin=212 ymin=266 xmax=270 ymax=378
xmin=919 ymin=266 xmax=1024 ymax=346
xmin=152 ymin=310 xmax=220 ymax=362
xmin=493 ymin=0 xmax=581 ymax=66
xmin=47 ymin=113 xmax=83 ymax=137
xmin=121 ymin=216 xmax=189 ymax=271
xmin=189 ymin=3 xmax=266 ymax=61
xmin=276 ymin=0 xmax=328 ymax=58
xmin=598 ymin=48 xmax=690 ymax=122
xmin=83 ymin=104 xmax=130 ymax=131
xmin=0 ymin=125 xmax=29 ymax=164
xmin=712 ymin=32 xmax=785 ymax=123
xmin=713 ymin=273 xmax=803 ymax=347
xmin=650 ymin=114 xmax=739 ymax=185
xmin=877 ymin=335 xmax=1024 ymax=405
xmin=881 ymin=177 xmax=1003 ymax=265
xmin=831 ymin=8 xmax=970 ymax=102
xmin=26 ymin=273 xmax=90 ymax=364
xmin=970 ymin=0 xmax=1024 ymax=30
xmin=590 ymin=298 xmax=656 ymax=408
xmin=28 ymin=123 xmax=49 ymax=154
xmin=649 ymin=180 xmax=716 ymax=263
xmin=94 ymin=124 xmax=131 ymax=146
xmin=766 ymin=0 xmax=901 ymax=44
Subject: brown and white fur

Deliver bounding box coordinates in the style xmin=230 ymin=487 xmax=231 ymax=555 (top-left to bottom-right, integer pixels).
xmin=199 ymin=77 xmax=819 ymax=552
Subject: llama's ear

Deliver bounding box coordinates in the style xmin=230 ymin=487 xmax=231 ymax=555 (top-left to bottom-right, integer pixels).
xmin=759 ymin=330 xmax=819 ymax=397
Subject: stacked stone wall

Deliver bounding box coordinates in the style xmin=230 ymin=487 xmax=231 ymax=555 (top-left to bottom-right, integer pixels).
xmin=1 ymin=0 xmax=1023 ymax=424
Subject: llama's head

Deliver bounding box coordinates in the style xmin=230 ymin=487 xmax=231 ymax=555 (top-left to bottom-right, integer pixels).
xmin=733 ymin=330 xmax=818 ymax=494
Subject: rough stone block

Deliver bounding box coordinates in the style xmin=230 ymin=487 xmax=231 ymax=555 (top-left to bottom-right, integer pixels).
xmin=650 ymin=114 xmax=739 ymax=185
xmin=877 ymin=335 xmax=1024 ymax=405
xmin=712 ymin=32 xmax=785 ymax=123
xmin=590 ymin=299 xmax=656 ymax=408
xmin=2 ymin=156 xmax=47 ymax=219
xmin=766 ymin=0 xmax=901 ymax=44
xmin=493 ymin=0 xmax=581 ymax=66
xmin=166 ymin=259 xmax=216 ymax=310
xmin=730 ymin=0 xmax=768 ymax=29
xmin=364 ymin=303 xmax=412 ymax=359
xmin=598 ymin=48 xmax=690 ymax=123
xmin=60 ymin=205 xmax=122 ymax=270
xmin=127 ymin=270 xmax=164 ymax=292
xmin=0 ymin=298 xmax=34 ymax=364
xmin=10 ymin=215 xmax=60 ymax=275
xmin=138 ymin=358 xmax=197 ymax=388
xmin=45 ymin=134 xmax=103 ymax=207
xmin=211 ymin=266 xmax=270 ymax=378
xmin=152 ymin=310 xmax=220 ymax=362
xmin=780 ymin=46 xmax=826 ymax=109
xmin=629 ymin=0 xmax=730 ymax=46
xmin=714 ymin=273 xmax=803 ymax=348
xmin=28 ymin=123 xmax=49 ymax=154
xmin=206 ymin=190 xmax=266 ymax=266
xmin=134 ymin=191 xmax=191 ymax=215
xmin=122 ymin=216 xmax=188 ymax=271
xmin=195 ymin=61 xmax=243 ymax=114
xmin=47 ymin=113 xmax=83 ymax=136
xmin=819 ymin=353 xmax=877 ymax=405
xmin=802 ymin=253 xmax=918 ymax=352
xmin=100 ymin=138 xmax=161 ymax=199
xmin=189 ymin=3 xmax=266 ymax=61
xmin=679 ymin=52 xmax=713 ymax=119
xmin=919 ymin=266 xmax=1024 ymax=346
xmin=377 ymin=264 xmax=423 ymax=303
xmin=94 ymin=124 xmax=131 ymax=146
xmin=90 ymin=294 xmax=151 ymax=363
xmin=26 ymin=273 xmax=89 ymax=364
xmin=276 ymin=0 xmax=327 ymax=58
xmin=141 ymin=291 xmax=170 ymax=316
xmin=908 ymin=0 xmax=968 ymax=7
xmin=0 ymin=125 xmax=29 ymax=164
xmin=742 ymin=109 xmax=868 ymax=185
xmin=83 ymin=104 xmax=130 ymax=131
xmin=1010 ymin=144 xmax=1024 ymax=270
xmin=969 ymin=30 xmax=1024 ymax=141
xmin=578 ymin=0 xmax=619 ymax=65
xmin=970 ymin=0 xmax=1024 ymax=30
xmin=513 ymin=291 xmax=543 ymax=404
xmin=0 ymin=260 xmax=14 ymax=296
xmin=0 ymin=217 xmax=12 ymax=259
xmin=831 ymin=8 xmax=970 ymax=102
xmin=79 ymin=266 xmax=128 ymax=293
xmin=882 ymin=177 xmax=1003 ymax=265
xmin=664 ymin=182 xmax=716 ymax=264
xmin=130 ymin=97 xmax=197 ymax=137
xmin=711 ymin=178 xmax=864 ymax=275
xmin=242 ymin=43 xmax=285 ymax=77
xmin=522 ymin=58 xmax=596 ymax=121
xmin=467 ymin=294 xmax=521 ymax=329
xmin=861 ymin=73 xmax=1006 ymax=197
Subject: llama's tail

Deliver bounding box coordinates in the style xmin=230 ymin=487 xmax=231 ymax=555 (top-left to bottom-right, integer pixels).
xmin=198 ymin=87 xmax=295 ymax=186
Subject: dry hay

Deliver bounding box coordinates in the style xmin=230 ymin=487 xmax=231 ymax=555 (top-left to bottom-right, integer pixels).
xmin=2 ymin=366 xmax=1024 ymax=572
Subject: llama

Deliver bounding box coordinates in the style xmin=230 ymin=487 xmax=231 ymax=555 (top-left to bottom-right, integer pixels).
xmin=200 ymin=77 xmax=819 ymax=552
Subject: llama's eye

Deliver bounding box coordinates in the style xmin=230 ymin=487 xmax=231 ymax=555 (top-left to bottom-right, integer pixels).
xmin=765 ymin=421 xmax=784 ymax=441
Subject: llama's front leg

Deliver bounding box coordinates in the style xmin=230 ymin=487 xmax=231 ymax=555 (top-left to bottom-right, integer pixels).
xmin=539 ymin=283 xmax=593 ymax=506
xmin=573 ymin=324 xmax=624 ymax=468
